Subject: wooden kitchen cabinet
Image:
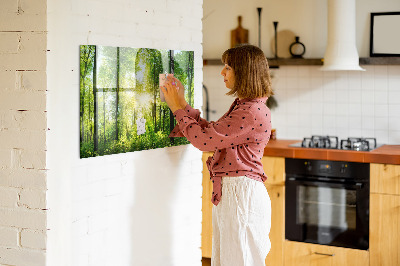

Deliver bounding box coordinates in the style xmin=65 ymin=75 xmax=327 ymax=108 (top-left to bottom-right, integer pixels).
xmin=264 ymin=184 xmax=285 ymax=266
xmin=262 ymin=156 xmax=285 ymax=266
xmin=370 ymin=163 xmax=400 ymax=195
xmin=284 ymin=241 xmax=369 ymax=266
xmin=370 ymin=163 xmax=400 ymax=266
xmin=201 ymin=154 xmax=286 ymax=266
xmin=202 ymin=152 xmax=213 ymax=258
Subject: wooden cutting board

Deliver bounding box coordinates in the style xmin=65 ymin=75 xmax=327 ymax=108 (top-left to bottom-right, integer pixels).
xmin=231 ymin=16 xmax=249 ymax=48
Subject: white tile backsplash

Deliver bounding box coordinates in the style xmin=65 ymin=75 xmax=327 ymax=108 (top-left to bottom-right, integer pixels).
xmin=203 ymin=64 xmax=400 ymax=145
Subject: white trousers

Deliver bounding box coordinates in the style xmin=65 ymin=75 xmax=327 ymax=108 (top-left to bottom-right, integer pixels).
xmin=212 ymin=176 xmax=271 ymax=266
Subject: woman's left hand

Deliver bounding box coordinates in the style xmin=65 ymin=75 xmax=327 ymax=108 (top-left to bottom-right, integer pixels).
xmin=161 ymin=77 xmax=185 ymax=113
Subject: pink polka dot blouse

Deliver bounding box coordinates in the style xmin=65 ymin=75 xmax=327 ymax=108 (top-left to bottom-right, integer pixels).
xmin=169 ymin=97 xmax=272 ymax=206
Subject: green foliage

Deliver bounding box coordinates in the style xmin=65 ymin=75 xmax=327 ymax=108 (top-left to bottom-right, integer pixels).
xmin=80 ymin=45 xmax=194 ymax=158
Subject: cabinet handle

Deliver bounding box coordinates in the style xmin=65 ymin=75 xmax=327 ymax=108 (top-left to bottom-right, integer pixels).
xmin=314 ymin=252 xmax=335 ymax=257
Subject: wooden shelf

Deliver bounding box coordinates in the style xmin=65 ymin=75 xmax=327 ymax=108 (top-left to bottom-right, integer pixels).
xmin=203 ymin=57 xmax=400 ymax=67
xmin=359 ymin=57 xmax=400 ymax=65
xmin=203 ymin=58 xmax=323 ymax=67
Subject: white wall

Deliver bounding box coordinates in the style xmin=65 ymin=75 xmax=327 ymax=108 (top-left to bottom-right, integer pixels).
xmin=203 ymin=0 xmax=400 ymax=145
xmin=0 ymin=0 xmax=48 ymax=265
xmin=203 ymin=0 xmax=400 ymax=58
xmin=46 ymin=0 xmax=203 ymax=266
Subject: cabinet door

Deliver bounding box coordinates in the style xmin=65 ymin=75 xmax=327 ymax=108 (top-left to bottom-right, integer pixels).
xmin=202 ymin=152 xmax=213 ymax=258
xmin=264 ymin=184 xmax=284 ymax=266
xmin=261 ymin=156 xmax=285 ymax=185
xmin=284 ymin=241 xmax=369 ymax=266
xmin=370 ymin=193 xmax=400 ymax=266
xmin=370 ymin=163 xmax=400 ymax=195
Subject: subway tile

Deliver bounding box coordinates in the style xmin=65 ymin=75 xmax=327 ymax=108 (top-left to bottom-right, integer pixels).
xmin=310 ymin=77 xmax=324 ymax=90
xmin=336 ymin=115 xmax=349 ymax=129
xmin=361 ymin=90 xmax=375 ymax=104
xmin=349 ymin=128 xmax=362 ymax=137
xmin=323 ymin=86 xmax=336 ymax=103
xmin=298 ymin=77 xmax=311 ymax=89
xmin=388 ymin=117 xmax=400 ymax=131
xmin=348 ymin=90 xmax=362 ymax=103
xmin=323 ymin=115 xmax=336 ymax=129
xmin=286 ymin=77 xmax=299 ymax=89
xmin=361 ymin=128 xmax=375 ymax=138
xmin=348 ymin=103 xmax=362 ymax=116
xmin=311 ymin=114 xmax=324 ymax=129
xmin=298 ymin=67 xmax=311 ymax=78
xmin=388 ymin=76 xmax=400 ymax=91
xmin=375 ymin=104 xmax=389 ymax=117
xmin=374 ymin=130 xmax=389 ymax=144
xmin=374 ymin=117 xmax=389 ymax=130
xmin=348 ymin=116 xmax=362 ymax=129
xmin=336 ymin=103 xmax=349 ymax=116
xmin=361 ymin=103 xmax=375 ymax=116
xmin=389 ymin=104 xmax=400 ymax=117
xmin=310 ymin=66 xmax=324 ymax=77
xmin=284 ymin=66 xmax=298 ymax=77
xmin=362 ymin=116 xmax=375 ymax=130
xmin=336 ymin=90 xmax=349 ymax=103
xmin=374 ymin=90 xmax=388 ymax=104
xmin=311 ymin=102 xmax=323 ymax=113
xmin=374 ymin=77 xmax=388 ymax=92
xmin=388 ymin=65 xmax=400 ymax=76
xmin=374 ymin=65 xmax=388 ymax=77
xmin=361 ymin=74 xmax=374 ymax=91
xmin=323 ymin=103 xmax=336 ymax=115
xmin=348 ymin=73 xmax=362 ymax=90
xmin=388 ymin=91 xmax=400 ymax=104
xmin=388 ymin=131 xmax=400 ymax=144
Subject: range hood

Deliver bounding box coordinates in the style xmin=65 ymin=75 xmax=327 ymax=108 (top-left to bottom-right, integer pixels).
xmin=320 ymin=0 xmax=365 ymax=71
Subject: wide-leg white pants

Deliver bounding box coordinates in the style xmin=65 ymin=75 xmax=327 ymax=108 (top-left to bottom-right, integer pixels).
xmin=212 ymin=176 xmax=271 ymax=266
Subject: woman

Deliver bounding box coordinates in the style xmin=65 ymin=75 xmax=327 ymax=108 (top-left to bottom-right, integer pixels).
xmin=161 ymin=44 xmax=273 ymax=266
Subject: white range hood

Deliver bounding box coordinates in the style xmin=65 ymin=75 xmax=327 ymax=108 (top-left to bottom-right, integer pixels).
xmin=320 ymin=0 xmax=365 ymax=71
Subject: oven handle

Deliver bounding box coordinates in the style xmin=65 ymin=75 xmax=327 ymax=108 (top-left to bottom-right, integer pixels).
xmin=286 ymin=177 xmax=364 ymax=189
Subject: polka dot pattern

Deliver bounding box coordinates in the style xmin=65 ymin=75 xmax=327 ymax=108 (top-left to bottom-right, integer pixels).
xmin=169 ymin=97 xmax=272 ymax=206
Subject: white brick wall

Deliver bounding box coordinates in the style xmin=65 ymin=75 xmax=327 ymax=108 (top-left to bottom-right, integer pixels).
xmin=0 ymin=0 xmax=48 ymax=264
xmin=46 ymin=0 xmax=203 ymax=266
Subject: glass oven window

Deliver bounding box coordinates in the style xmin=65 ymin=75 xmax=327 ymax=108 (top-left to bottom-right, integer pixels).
xmin=297 ymin=186 xmax=357 ymax=230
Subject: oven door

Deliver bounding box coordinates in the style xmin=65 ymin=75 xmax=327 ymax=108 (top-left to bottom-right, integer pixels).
xmin=285 ymin=177 xmax=369 ymax=250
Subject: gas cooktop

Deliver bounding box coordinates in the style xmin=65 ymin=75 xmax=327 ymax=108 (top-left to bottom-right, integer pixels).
xmin=289 ymin=135 xmax=382 ymax=151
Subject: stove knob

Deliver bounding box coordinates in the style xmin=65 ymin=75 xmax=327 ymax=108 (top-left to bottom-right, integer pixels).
xmin=305 ymin=162 xmax=312 ymax=171
xmin=340 ymin=164 xmax=347 ymax=174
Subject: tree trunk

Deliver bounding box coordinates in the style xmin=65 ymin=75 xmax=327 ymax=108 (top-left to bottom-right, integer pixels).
xmin=115 ymin=47 xmax=120 ymax=141
xmin=93 ymin=46 xmax=98 ymax=152
xmin=168 ymin=50 xmax=175 ymax=143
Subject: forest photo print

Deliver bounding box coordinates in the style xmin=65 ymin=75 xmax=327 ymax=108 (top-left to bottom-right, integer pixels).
xmin=80 ymin=45 xmax=194 ymax=158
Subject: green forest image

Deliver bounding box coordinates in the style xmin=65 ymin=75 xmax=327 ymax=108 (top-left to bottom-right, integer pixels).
xmin=80 ymin=45 xmax=194 ymax=158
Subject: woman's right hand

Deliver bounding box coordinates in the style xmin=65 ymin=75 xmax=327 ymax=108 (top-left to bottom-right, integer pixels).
xmin=170 ymin=77 xmax=188 ymax=108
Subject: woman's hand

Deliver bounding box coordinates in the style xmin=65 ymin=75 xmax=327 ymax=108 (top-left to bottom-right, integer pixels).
xmin=161 ymin=77 xmax=186 ymax=113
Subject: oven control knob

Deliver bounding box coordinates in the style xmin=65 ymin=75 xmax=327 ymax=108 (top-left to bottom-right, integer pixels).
xmin=304 ymin=161 xmax=312 ymax=171
xmin=340 ymin=164 xmax=347 ymax=174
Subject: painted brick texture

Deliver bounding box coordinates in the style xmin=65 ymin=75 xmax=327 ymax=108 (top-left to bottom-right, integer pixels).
xmin=0 ymin=0 xmax=47 ymax=265
xmin=46 ymin=0 xmax=203 ymax=265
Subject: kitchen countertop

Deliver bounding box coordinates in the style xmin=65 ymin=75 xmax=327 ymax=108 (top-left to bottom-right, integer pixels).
xmin=263 ymin=139 xmax=400 ymax=165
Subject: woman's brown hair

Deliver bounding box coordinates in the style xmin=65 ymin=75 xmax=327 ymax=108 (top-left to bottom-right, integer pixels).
xmin=221 ymin=44 xmax=273 ymax=99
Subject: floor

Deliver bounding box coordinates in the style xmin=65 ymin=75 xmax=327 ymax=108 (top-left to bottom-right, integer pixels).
xmin=202 ymin=257 xmax=211 ymax=266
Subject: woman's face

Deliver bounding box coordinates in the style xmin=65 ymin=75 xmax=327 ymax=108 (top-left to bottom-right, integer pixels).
xmin=220 ymin=64 xmax=235 ymax=89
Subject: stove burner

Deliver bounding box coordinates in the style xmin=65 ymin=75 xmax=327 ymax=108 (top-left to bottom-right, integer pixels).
xmin=301 ymin=135 xmax=339 ymax=149
xmin=340 ymin=137 xmax=377 ymax=151
xmin=295 ymin=136 xmax=378 ymax=151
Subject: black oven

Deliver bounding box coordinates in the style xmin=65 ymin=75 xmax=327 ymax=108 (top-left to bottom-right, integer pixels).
xmin=285 ymin=158 xmax=369 ymax=250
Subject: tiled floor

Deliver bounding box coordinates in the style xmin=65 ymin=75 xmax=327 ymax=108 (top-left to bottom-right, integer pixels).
xmin=202 ymin=257 xmax=211 ymax=266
